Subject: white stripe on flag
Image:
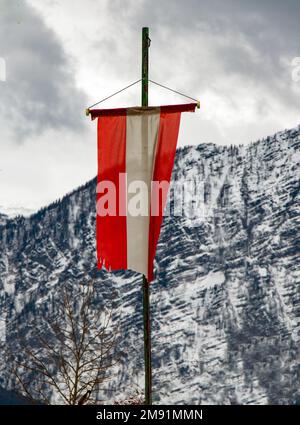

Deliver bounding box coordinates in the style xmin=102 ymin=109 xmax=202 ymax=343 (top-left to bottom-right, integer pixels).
xmin=126 ymin=109 xmax=160 ymax=275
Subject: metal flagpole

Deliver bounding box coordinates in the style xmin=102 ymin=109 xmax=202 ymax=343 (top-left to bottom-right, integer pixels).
xmin=141 ymin=26 xmax=152 ymax=405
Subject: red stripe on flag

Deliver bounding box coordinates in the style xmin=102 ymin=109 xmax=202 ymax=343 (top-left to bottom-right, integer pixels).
xmin=96 ymin=115 xmax=127 ymax=271
xmin=148 ymin=111 xmax=181 ymax=281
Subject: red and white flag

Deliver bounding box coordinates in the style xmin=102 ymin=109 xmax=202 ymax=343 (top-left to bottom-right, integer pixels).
xmin=90 ymin=103 xmax=197 ymax=281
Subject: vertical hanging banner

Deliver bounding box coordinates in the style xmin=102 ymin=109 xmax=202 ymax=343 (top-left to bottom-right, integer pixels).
xmin=90 ymin=103 xmax=197 ymax=282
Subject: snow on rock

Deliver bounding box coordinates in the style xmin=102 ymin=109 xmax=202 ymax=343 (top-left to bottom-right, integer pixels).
xmin=0 ymin=125 xmax=300 ymax=404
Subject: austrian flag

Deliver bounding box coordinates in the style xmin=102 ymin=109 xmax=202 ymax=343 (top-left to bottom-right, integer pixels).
xmin=90 ymin=103 xmax=197 ymax=281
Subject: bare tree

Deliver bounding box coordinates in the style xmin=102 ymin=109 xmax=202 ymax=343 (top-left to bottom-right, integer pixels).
xmin=7 ymin=282 xmax=119 ymax=405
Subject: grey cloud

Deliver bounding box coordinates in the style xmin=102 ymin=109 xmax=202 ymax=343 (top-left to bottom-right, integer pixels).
xmin=0 ymin=0 xmax=87 ymax=140
xmin=1 ymin=0 xmax=300 ymax=211
xmin=94 ymin=0 xmax=300 ymax=91
xmin=126 ymin=0 xmax=300 ymax=112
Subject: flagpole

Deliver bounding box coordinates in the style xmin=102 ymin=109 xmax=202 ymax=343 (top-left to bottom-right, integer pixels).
xmin=141 ymin=26 xmax=152 ymax=406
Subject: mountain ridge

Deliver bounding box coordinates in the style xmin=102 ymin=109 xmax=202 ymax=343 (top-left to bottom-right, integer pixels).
xmin=0 ymin=124 xmax=300 ymax=404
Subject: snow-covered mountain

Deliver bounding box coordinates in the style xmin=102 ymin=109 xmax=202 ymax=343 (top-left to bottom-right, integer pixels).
xmin=0 ymin=214 xmax=8 ymax=226
xmin=0 ymin=125 xmax=300 ymax=404
xmin=0 ymin=385 xmax=30 ymax=405
xmin=0 ymin=206 xmax=35 ymax=219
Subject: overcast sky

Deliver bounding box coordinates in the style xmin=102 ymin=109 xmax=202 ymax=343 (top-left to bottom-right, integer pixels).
xmin=0 ymin=0 xmax=300 ymax=212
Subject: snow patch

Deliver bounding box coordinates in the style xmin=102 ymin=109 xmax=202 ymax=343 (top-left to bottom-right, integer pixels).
xmin=196 ymin=271 xmax=226 ymax=291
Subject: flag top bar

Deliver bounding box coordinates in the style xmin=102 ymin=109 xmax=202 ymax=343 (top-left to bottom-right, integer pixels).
xmin=89 ymin=102 xmax=197 ymax=119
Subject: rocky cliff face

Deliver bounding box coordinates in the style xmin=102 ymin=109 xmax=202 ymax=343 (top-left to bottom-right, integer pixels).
xmin=0 ymin=214 xmax=8 ymax=226
xmin=0 ymin=125 xmax=300 ymax=404
xmin=0 ymin=385 xmax=30 ymax=405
